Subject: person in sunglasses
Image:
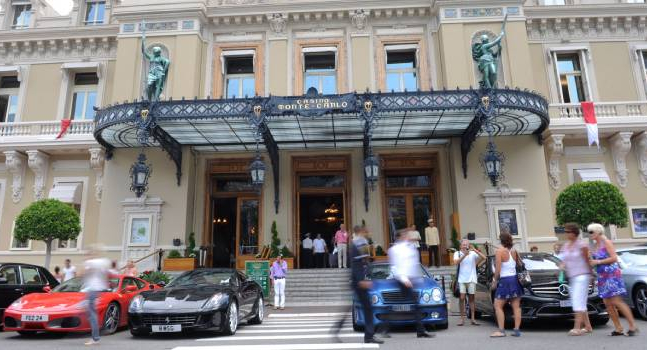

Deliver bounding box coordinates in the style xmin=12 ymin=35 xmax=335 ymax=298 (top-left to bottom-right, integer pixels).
xmin=588 ymin=223 xmax=638 ymax=336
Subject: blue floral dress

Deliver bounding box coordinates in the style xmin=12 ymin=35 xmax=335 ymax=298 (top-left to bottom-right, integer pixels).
xmin=592 ymin=245 xmax=627 ymax=299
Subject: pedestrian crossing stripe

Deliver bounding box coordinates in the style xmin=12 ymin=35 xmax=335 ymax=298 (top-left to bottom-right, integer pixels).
xmin=236 ymin=327 xmax=353 ymax=334
xmin=174 ymin=344 xmax=379 ymax=350
xmin=250 ymin=322 xmax=339 ymax=328
xmin=267 ymin=312 xmax=350 ymax=318
xmin=196 ymin=333 xmax=363 ymax=342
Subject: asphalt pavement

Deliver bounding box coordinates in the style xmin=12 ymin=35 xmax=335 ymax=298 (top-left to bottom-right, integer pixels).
xmin=1 ymin=306 xmax=645 ymax=350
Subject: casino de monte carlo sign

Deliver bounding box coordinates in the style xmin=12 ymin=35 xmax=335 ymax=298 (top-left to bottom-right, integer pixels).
xmin=269 ymin=93 xmax=357 ymax=117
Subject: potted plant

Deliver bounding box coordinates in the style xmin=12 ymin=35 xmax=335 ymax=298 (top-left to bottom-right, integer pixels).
xmin=163 ymin=245 xmax=197 ymax=272
xmin=372 ymin=245 xmax=389 ymax=262
xmin=268 ymin=222 xmax=294 ymax=268
xmin=139 ymin=270 xmax=171 ymax=286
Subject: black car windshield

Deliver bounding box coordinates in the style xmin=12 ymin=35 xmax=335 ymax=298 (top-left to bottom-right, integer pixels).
xmin=52 ymin=277 xmax=120 ymax=292
xmin=521 ymin=254 xmax=561 ymax=271
xmin=368 ymin=264 xmax=430 ymax=280
xmin=618 ymin=249 xmax=647 ymax=267
xmin=168 ymin=270 xmax=233 ymax=287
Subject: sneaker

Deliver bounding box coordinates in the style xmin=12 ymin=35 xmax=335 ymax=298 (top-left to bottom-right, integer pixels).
xmin=84 ymin=340 xmax=99 ymax=346
xmin=417 ymin=332 xmax=435 ymax=338
xmin=364 ymin=337 xmax=385 ymax=344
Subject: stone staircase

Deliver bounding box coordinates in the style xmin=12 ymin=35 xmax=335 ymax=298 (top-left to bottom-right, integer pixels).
xmin=282 ymin=268 xmax=353 ymax=306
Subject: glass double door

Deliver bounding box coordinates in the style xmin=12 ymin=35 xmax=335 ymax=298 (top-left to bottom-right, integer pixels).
xmin=386 ymin=193 xmax=434 ymax=245
xmin=212 ymin=196 xmax=259 ymax=268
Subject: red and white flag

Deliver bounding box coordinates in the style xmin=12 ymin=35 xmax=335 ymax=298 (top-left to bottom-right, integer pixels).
xmin=581 ymin=101 xmax=599 ymax=147
xmin=56 ymin=119 xmax=72 ymax=139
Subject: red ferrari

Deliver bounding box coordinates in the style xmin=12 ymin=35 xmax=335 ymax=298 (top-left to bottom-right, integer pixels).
xmin=3 ymin=275 xmax=158 ymax=336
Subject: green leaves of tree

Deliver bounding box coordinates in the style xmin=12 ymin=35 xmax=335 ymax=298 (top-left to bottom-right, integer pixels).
xmin=14 ymin=199 xmax=81 ymax=243
xmin=556 ymin=181 xmax=628 ymax=228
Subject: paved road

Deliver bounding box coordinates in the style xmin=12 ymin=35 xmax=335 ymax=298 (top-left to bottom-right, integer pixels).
xmin=1 ymin=308 xmax=645 ymax=350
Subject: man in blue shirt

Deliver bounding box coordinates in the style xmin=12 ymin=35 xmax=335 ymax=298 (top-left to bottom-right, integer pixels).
xmin=270 ymin=254 xmax=288 ymax=310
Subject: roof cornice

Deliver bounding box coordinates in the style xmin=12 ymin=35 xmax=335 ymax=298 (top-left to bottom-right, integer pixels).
xmin=0 ymin=25 xmax=119 ymax=42
xmin=525 ymin=4 xmax=647 ymax=19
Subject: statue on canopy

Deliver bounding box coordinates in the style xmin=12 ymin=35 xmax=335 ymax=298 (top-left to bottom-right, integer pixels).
xmin=472 ymin=15 xmax=508 ymax=89
xmin=141 ymin=22 xmax=170 ymax=101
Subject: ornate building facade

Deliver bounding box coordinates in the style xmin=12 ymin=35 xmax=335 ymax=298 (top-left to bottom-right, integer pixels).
xmin=1 ymin=0 xmax=647 ymax=270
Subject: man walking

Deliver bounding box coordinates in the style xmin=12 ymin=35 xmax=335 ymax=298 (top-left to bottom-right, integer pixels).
xmin=62 ymin=259 xmax=77 ymax=282
xmin=334 ymin=224 xmax=349 ymax=268
xmin=425 ymin=219 xmax=440 ymax=267
xmin=453 ymin=239 xmax=486 ymax=326
xmin=83 ymin=251 xmax=110 ymax=346
xmin=270 ymin=254 xmax=288 ymax=310
xmin=389 ymin=229 xmax=433 ymax=338
xmin=301 ymin=233 xmax=313 ymax=268
xmin=313 ymin=233 xmax=327 ymax=268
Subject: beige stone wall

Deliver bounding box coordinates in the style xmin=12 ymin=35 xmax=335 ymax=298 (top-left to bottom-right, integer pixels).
xmin=22 ymin=64 xmax=62 ymax=122
xmin=268 ymin=39 xmax=289 ymax=95
xmin=590 ymin=42 xmax=638 ymax=102
xmin=351 ymin=36 xmax=372 ymax=92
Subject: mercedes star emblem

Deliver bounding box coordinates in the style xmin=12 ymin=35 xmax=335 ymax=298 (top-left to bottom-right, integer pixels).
xmin=558 ymin=284 xmax=570 ymax=296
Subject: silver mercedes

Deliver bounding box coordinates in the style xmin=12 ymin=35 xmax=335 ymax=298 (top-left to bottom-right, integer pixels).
xmin=616 ymin=247 xmax=647 ymax=320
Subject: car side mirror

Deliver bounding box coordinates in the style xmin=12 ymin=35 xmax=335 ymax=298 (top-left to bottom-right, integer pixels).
xmin=125 ymin=285 xmax=138 ymax=293
xmin=0 ymin=277 xmax=8 ymax=284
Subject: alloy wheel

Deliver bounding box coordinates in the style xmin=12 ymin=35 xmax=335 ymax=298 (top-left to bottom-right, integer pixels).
xmin=636 ymin=287 xmax=647 ymax=320
xmin=104 ymin=303 xmax=120 ymax=334
xmin=229 ymin=302 xmax=238 ymax=332
xmin=257 ymin=298 xmax=264 ymax=321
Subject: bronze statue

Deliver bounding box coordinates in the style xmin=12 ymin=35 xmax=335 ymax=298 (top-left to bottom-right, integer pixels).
xmin=472 ymin=15 xmax=507 ymax=89
xmin=141 ymin=22 xmax=170 ymax=101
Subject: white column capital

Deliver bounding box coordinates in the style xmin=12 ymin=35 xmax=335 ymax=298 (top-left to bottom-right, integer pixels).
xmin=546 ymin=134 xmax=565 ymax=190
xmin=4 ymin=151 xmax=27 ymax=203
xmin=610 ymin=132 xmax=633 ymax=188
xmin=634 ymin=132 xmax=647 ymax=188
xmin=26 ymin=150 xmax=50 ymax=200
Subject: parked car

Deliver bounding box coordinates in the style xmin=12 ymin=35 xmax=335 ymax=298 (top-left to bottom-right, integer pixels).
xmin=128 ymin=268 xmax=264 ymax=336
xmin=616 ymin=247 xmax=647 ymax=320
xmin=3 ymin=275 xmax=156 ymax=335
xmin=474 ymin=252 xmax=609 ymax=325
xmin=0 ymin=263 xmax=58 ymax=328
xmin=352 ymin=263 xmax=448 ymax=331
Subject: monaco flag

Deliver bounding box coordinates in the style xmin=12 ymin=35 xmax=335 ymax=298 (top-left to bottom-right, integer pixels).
xmin=581 ymin=101 xmax=599 ymax=147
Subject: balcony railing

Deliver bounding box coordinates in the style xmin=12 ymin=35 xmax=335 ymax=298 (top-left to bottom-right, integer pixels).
xmin=0 ymin=120 xmax=95 ymax=138
xmin=549 ymin=102 xmax=647 ymax=119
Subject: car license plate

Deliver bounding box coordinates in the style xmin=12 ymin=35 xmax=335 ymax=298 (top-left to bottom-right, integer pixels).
xmin=21 ymin=314 xmax=48 ymax=322
xmin=391 ymin=305 xmax=413 ymax=312
xmin=152 ymin=325 xmax=181 ymax=333
xmin=559 ymin=300 xmax=572 ymax=308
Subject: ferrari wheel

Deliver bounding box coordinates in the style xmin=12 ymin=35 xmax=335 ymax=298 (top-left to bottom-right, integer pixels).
xmin=102 ymin=302 xmax=120 ymax=335
xmin=248 ymin=297 xmax=264 ymax=325
xmin=222 ymin=302 xmax=238 ymax=335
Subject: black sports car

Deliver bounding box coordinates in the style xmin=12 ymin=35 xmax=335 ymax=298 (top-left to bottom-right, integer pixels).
xmin=474 ymin=252 xmax=609 ymax=325
xmin=128 ymin=268 xmax=264 ymax=336
xmin=0 ymin=263 xmax=59 ymax=327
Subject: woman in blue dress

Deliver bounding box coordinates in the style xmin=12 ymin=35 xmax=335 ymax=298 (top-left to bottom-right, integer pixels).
xmin=588 ymin=223 xmax=638 ymax=336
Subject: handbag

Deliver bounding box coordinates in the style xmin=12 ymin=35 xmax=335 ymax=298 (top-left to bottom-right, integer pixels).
xmin=451 ymin=257 xmax=461 ymax=298
xmin=513 ymin=249 xmax=532 ymax=288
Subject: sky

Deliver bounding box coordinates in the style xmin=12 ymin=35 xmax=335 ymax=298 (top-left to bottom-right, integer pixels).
xmin=46 ymin=0 xmax=74 ymax=15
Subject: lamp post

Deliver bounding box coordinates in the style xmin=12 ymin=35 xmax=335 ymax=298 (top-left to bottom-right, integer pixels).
xmin=480 ymin=139 xmax=504 ymax=187
xmin=130 ymin=152 xmax=151 ymax=197
xmin=249 ymin=153 xmax=266 ymax=187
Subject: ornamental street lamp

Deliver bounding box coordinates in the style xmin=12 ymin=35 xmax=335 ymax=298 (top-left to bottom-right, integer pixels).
xmin=249 ymin=154 xmax=266 ymax=187
xmin=480 ymin=140 xmax=504 ymax=187
xmin=364 ymin=153 xmax=380 ymax=187
xmin=130 ymin=152 xmax=151 ymax=197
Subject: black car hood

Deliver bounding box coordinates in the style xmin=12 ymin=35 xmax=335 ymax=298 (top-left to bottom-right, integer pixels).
xmin=527 ymin=270 xmax=560 ymax=285
xmin=140 ymin=285 xmax=231 ymax=312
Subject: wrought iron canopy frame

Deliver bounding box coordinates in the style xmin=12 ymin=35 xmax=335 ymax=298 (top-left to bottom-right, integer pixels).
xmin=94 ymin=88 xmax=549 ymax=213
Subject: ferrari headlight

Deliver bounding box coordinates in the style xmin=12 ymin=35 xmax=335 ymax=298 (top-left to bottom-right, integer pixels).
xmin=9 ymin=298 xmax=24 ymax=310
xmin=431 ymin=288 xmax=443 ymax=302
xmin=129 ymin=295 xmax=144 ymax=313
xmin=421 ymin=292 xmax=431 ymax=304
xmin=202 ymin=293 xmax=227 ymax=310
xmin=371 ymin=294 xmax=379 ymax=305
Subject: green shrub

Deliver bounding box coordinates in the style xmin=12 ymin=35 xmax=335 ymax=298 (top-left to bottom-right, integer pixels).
xmin=269 ymin=221 xmax=281 ymax=258
xmin=186 ymin=232 xmax=198 ymax=258
xmin=450 ymin=226 xmax=460 ymax=250
xmin=375 ymin=245 xmax=386 ymax=256
xmin=167 ymin=250 xmax=182 ymax=259
xmin=139 ymin=270 xmax=171 ymax=285
xmin=280 ymin=245 xmax=293 ymax=258
xmin=556 ymin=181 xmax=628 ymax=228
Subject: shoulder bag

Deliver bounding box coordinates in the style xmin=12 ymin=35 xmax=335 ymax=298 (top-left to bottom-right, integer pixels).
xmin=513 ymin=249 xmax=532 ymax=288
xmin=451 ymin=254 xmax=461 ymax=298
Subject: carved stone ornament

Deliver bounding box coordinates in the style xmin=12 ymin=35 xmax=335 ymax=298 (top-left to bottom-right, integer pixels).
xmin=26 ymin=150 xmax=50 ymax=200
xmin=350 ymin=9 xmax=368 ymax=31
xmin=4 ymin=151 xmax=27 ymax=203
xmin=268 ymin=13 xmax=287 ymax=34
xmin=610 ymin=132 xmax=633 ymax=188
xmin=546 ymin=134 xmax=565 ymax=190
xmin=634 ymin=132 xmax=647 ymax=187
xmin=89 ymin=148 xmax=105 ymax=201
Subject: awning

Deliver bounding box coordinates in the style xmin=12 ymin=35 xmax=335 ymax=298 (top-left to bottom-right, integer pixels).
xmin=48 ymin=183 xmax=82 ymax=204
xmin=574 ymin=168 xmax=611 ymax=183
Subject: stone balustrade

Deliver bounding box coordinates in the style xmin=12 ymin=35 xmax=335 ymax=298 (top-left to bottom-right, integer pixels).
xmin=0 ymin=120 xmax=95 ymax=138
xmin=549 ymin=101 xmax=647 ymax=119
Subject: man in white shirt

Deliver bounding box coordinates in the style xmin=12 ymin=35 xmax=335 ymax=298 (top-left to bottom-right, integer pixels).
xmin=301 ymin=233 xmax=313 ymax=268
xmin=83 ymin=254 xmax=111 ymax=345
xmin=453 ymin=239 xmax=486 ymax=326
xmin=62 ymin=259 xmax=77 ymax=282
xmin=388 ymin=229 xmax=432 ymax=338
xmin=312 ymin=234 xmax=328 ymax=268
xmin=425 ymin=219 xmax=440 ymax=267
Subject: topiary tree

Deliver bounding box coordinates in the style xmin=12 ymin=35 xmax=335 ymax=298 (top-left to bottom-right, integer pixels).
xmin=556 ymin=181 xmax=628 ymax=228
xmin=269 ymin=221 xmax=281 ymax=258
xmin=450 ymin=226 xmax=460 ymax=250
xmin=14 ymin=199 xmax=81 ymax=269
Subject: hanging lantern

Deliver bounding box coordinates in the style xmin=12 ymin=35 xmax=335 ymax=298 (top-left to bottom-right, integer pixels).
xmin=364 ymin=154 xmax=380 ymax=184
xmin=130 ymin=152 xmax=151 ymax=197
xmin=249 ymin=154 xmax=266 ymax=186
xmin=480 ymin=140 xmax=505 ymax=187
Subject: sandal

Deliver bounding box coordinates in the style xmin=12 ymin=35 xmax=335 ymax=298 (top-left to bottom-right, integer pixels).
xmin=490 ymin=330 xmax=506 ymax=338
xmin=610 ymin=331 xmax=624 ymax=336
xmin=627 ymin=329 xmax=639 ymax=337
xmin=568 ymin=329 xmax=583 ymax=336
xmin=511 ymin=329 xmax=521 ymax=337
xmin=457 ymin=321 xmax=464 ymax=326
xmin=471 ymin=321 xmax=480 ymax=326
xmin=580 ymin=328 xmax=593 ymax=334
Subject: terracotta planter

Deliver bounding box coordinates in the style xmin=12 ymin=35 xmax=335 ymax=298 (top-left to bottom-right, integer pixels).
xmin=163 ymin=258 xmax=197 ymax=271
xmin=372 ymin=255 xmax=389 ymax=263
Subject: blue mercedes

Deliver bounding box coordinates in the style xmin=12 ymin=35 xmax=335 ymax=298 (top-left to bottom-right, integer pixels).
xmin=352 ymin=263 xmax=448 ymax=331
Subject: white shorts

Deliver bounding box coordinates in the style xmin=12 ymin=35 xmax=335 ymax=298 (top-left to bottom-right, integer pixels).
xmin=570 ymin=274 xmax=590 ymax=312
xmin=459 ymin=282 xmax=476 ymax=295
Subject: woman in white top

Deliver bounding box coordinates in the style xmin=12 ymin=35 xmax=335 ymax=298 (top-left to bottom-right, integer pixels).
xmin=490 ymin=232 xmax=523 ymax=338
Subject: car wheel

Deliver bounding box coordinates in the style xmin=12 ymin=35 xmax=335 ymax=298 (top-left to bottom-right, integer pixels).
xmin=352 ymin=307 xmax=363 ymax=332
xmin=101 ymin=302 xmax=120 ymax=335
xmin=248 ymin=296 xmax=264 ymax=325
xmin=17 ymin=330 xmax=37 ymax=336
xmin=633 ymin=285 xmax=647 ymax=320
xmin=130 ymin=328 xmax=149 ymax=337
xmin=222 ymin=302 xmax=239 ymax=335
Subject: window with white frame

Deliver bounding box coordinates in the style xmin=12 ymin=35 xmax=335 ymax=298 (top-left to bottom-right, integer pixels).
xmin=554 ymin=52 xmax=588 ymax=103
xmin=542 ymin=0 xmax=566 ymax=5
xmin=626 ymin=0 xmax=645 ymax=3
xmin=84 ymin=0 xmax=106 ymax=25
xmin=223 ymin=54 xmax=255 ymax=99
xmin=11 ymin=1 xmax=31 ymax=29
xmin=48 ymin=181 xmax=84 ymax=249
xmin=303 ymin=48 xmax=337 ymax=95
xmin=70 ymin=73 xmax=98 ymax=120
xmin=641 ymin=51 xmax=647 ymax=88
xmin=10 ymin=221 xmax=30 ymax=250
xmin=0 ymin=76 xmax=19 ymax=123
xmin=385 ymin=46 xmax=419 ymax=92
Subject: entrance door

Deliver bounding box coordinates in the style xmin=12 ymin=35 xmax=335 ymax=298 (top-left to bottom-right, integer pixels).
xmin=386 ymin=193 xmax=434 ymax=244
xmin=299 ymin=193 xmax=345 ymax=266
xmin=212 ymin=197 xmax=236 ymax=268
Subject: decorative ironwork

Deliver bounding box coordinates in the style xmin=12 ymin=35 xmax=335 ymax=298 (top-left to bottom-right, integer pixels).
xmin=130 ymin=152 xmax=151 ymax=198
